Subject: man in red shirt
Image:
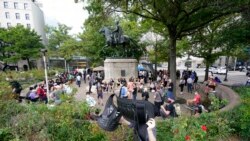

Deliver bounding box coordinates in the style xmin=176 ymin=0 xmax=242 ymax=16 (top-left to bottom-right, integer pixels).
xmin=36 ymin=84 xmax=48 ymax=104
xmin=186 ymin=91 xmax=201 ymax=106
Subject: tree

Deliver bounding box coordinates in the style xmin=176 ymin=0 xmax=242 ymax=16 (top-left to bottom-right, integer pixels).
xmin=217 ymin=13 xmax=250 ymax=80
xmin=0 ymin=28 xmax=11 ymax=62
xmin=45 ymin=24 xmax=76 ymax=71
xmin=1 ymin=25 xmax=44 ymax=69
xmin=76 ymin=0 xmax=249 ymax=95
xmin=188 ymin=18 xmax=231 ymax=81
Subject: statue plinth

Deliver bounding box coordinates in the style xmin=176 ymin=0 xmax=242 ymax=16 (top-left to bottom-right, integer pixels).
xmin=104 ymin=58 xmax=138 ymax=81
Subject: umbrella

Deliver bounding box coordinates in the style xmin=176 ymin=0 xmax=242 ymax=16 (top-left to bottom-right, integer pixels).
xmin=93 ymin=66 xmax=104 ymax=71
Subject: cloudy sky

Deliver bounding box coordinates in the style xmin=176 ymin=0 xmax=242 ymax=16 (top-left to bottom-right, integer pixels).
xmin=39 ymin=0 xmax=89 ymax=35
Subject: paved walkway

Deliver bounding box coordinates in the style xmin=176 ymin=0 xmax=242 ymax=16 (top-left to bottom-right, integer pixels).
xmin=72 ymin=80 xmax=205 ymax=116
xmin=72 ymin=71 xmax=247 ymax=116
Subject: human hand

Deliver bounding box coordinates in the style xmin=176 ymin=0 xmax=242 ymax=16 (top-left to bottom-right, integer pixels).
xmin=146 ymin=118 xmax=155 ymax=129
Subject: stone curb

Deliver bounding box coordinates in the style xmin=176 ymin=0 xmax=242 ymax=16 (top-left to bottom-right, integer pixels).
xmin=217 ymin=85 xmax=241 ymax=112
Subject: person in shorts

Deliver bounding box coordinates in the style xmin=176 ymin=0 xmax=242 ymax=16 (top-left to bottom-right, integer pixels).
xmin=96 ymin=81 xmax=103 ymax=106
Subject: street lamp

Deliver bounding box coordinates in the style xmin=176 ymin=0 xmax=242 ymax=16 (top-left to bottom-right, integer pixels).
xmin=41 ymin=48 xmax=50 ymax=102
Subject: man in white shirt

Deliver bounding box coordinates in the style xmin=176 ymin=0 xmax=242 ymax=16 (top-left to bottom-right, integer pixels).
xmin=187 ymin=77 xmax=193 ymax=93
xmin=76 ymin=74 xmax=81 ymax=87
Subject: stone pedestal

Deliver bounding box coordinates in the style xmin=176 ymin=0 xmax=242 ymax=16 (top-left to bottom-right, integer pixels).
xmin=104 ymin=58 xmax=138 ymax=81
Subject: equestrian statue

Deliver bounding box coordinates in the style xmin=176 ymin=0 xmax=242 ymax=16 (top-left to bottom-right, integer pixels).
xmin=99 ymin=21 xmax=144 ymax=58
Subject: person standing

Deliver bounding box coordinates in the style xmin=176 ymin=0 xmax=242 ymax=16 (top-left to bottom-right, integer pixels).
xmin=76 ymin=74 xmax=81 ymax=87
xmin=166 ymin=79 xmax=175 ymax=102
xmin=83 ymin=69 xmax=86 ymax=83
xmin=132 ymin=83 xmax=138 ymax=100
xmin=127 ymin=78 xmax=135 ymax=99
xmin=187 ymin=76 xmax=193 ymax=94
xmin=120 ymin=82 xmax=128 ymax=99
xmin=142 ymin=87 xmax=149 ymax=101
xmin=154 ymin=85 xmax=163 ymax=116
xmin=96 ymin=81 xmax=103 ymax=106
xmin=88 ymin=73 xmax=94 ymax=93
xmin=179 ymin=78 xmax=185 ymax=95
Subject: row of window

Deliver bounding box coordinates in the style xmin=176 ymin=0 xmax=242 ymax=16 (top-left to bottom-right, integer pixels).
xmin=3 ymin=22 xmax=31 ymax=28
xmin=3 ymin=1 xmax=29 ymax=9
xmin=5 ymin=12 xmax=30 ymax=20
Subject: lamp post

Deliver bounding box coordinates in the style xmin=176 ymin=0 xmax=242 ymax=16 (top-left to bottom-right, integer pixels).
xmin=41 ymin=49 xmax=50 ymax=102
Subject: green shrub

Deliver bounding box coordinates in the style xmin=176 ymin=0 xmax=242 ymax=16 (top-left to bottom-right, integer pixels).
xmin=0 ymin=99 xmax=107 ymax=141
xmin=208 ymin=94 xmax=228 ymax=111
xmin=157 ymin=113 xmax=232 ymax=141
xmin=0 ymin=128 xmax=14 ymax=141
xmin=224 ymin=87 xmax=250 ymax=140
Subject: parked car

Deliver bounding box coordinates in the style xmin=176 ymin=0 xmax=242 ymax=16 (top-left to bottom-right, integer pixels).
xmin=247 ymin=70 xmax=250 ymax=76
xmin=217 ymin=67 xmax=227 ymax=75
xmin=204 ymin=66 xmax=218 ymax=74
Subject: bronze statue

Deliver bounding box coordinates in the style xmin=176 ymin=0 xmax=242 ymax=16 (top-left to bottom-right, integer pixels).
xmin=99 ymin=21 xmax=145 ymax=58
xmin=99 ymin=21 xmax=129 ymax=47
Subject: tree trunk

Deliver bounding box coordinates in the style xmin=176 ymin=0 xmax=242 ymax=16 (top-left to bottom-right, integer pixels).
xmin=27 ymin=58 xmax=31 ymax=70
xmin=204 ymin=62 xmax=209 ymax=81
xmin=224 ymin=56 xmax=229 ymax=81
xmin=154 ymin=43 xmax=158 ymax=80
xmin=169 ymin=35 xmax=177 ymax=96
xmin=64 ymin=59 xmax=67 ymax=72
xmin=168 ymin=57 xmax=170 ymax=72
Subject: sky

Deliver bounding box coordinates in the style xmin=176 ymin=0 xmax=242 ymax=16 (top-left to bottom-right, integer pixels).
xmin=39 ymin=0 xmax=89 ymax=35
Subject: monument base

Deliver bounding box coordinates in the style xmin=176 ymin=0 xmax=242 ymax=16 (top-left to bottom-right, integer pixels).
xmin=104 ymin=58 xmax=138 ymax=81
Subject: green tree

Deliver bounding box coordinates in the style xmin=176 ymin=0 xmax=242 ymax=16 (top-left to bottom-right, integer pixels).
xmin=188 ymin=19 xmax=229 ymax=81
xmin=76 ymin=0 xmax=248 ymax=95
xmin=0 ymin=28 xmax=10 ymax=62
xmin=1 ymin=25 xmax=44 ymax=69
xmin=45 ymin=24 xmax=77 ymax=70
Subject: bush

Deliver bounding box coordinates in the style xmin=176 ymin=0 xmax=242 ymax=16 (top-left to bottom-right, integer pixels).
xmin=0 ymin=99 xmax=107 ymax=141
xmin=157 ymin=113 xmax=233 ymax=141
xmin=223 ymin=87 xmax=250 ymax=140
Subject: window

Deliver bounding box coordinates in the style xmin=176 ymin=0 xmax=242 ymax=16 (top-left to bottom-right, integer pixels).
xmin=27 ymin=24 xmax=31 ymax=28
xmin=14 ymin=2 xmax=18 ymax=9
xmin=5 ymin=12 xmax=10 ymax=19
xmin=25 ymin=14 xmax=30 ymax=20
xmin=4 ymin=1 xmax=8 ymax=8
xmin=24 ymin=3 xmax=28 ymax=9
xmin=7 ymin=23 xmax=11 ymax=28
xmin=17 ymin=23 xmax=21 ymax=26
xmin=15 ymin=13 xmax=20 ymax=19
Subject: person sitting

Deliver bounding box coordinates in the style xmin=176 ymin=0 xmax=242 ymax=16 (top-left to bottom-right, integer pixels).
xmin=86 ymin=93 xmax=96 ymax=107
xmin=208 ymin=77 xmax=217 ymax=91
xmin=28 ymin=89 xmax=39 ymax=102
xmin=214 ymin=76 xmax=221 ymax=84
xmin=119 ymin=116 xmax=156 ymax=141
xmin=186 ymin=91 xmax=201 ymax=107
xmin=194 ymin=105 xmax=203 ymax=117
xmin=36 ymin=84 xmax=48 ymax=104
xmin=160 ymin=99 xmax=177 ymax=118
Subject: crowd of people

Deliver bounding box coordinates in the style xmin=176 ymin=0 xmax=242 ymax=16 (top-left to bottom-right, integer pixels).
xmin=10 ymin=71 xmax=76 ymax=104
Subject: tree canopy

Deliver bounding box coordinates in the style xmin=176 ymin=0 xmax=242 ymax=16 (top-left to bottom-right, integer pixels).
xmin=0 ymin=25 xmax=44 ymax=69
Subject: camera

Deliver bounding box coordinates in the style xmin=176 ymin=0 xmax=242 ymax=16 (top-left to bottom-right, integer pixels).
xmin=117 ymin=97 xmax=155 ymax=124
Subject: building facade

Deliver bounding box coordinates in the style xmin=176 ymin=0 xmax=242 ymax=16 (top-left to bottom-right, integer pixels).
xmin=0 ymin=0 xmax=46 ymax=69
xmin=0 ymin=0 xmax=46 ymax=43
